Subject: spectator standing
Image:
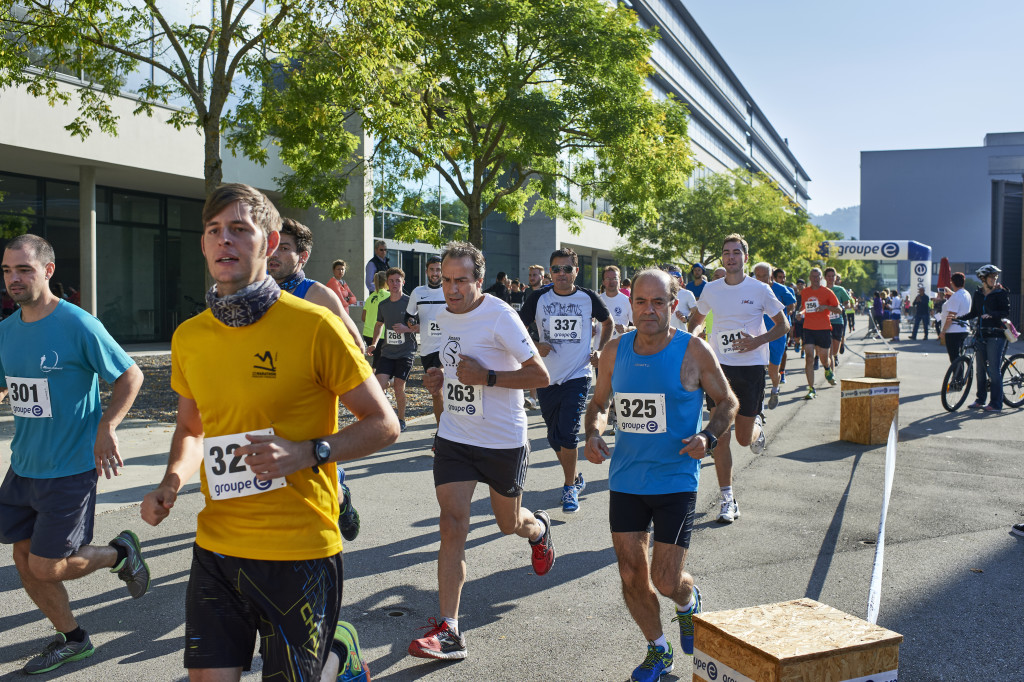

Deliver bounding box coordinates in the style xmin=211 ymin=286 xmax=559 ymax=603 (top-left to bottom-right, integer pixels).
xmin=365 ymin=240 xmax=389 ymax=293
xmin=328 ymin=259 xmax=358 ymax=311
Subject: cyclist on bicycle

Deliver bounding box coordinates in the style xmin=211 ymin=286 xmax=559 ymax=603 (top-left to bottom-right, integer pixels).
xmin=939 ymin=272 xmax=971 ymax=362
xmin=957 ymin=264 xmax=1011 ymax=411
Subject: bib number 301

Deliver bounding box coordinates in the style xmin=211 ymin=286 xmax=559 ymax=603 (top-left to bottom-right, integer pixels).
xmin=5 ymin=376 xmax=52 ymax=418
xmin=204 ymin=428 xmax=287 ymax=501
xmin=444 ymin=377 xmax=483 ymax=419
xmin=615 ymin=392 xmax=666 ymax=434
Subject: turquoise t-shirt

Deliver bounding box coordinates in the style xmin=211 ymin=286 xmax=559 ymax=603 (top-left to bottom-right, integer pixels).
xmin=0 ymin=300 xmax=135 ymax=478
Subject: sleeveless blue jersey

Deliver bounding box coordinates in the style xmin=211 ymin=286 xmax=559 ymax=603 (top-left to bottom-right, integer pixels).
xmin=610 ymin=329 xmax=704 ymax=494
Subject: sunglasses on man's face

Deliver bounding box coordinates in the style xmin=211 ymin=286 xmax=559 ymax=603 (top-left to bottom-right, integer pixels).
xmin=550 ymin=265 xmax=574 ymax=274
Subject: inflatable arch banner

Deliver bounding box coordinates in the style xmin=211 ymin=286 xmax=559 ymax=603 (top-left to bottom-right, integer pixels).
xmin=817 ymin=240 xmax=933 ymax=296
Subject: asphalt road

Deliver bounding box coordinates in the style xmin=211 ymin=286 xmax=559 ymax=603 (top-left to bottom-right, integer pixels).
xmin=0 ymin=316 xmax=1021 ymax=681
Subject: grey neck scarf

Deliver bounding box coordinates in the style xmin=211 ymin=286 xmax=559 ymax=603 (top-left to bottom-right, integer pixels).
xmin=206 ymin=276 xmax=281 ymax=327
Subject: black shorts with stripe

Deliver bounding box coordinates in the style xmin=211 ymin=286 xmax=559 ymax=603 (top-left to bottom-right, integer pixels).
xmin=609 ymin=491 xmax=697 ymax=548
xmin=432 ymin=435 xmax=529 ymax=498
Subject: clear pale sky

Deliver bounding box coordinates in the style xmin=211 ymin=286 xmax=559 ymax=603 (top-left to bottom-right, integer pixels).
xmin=682 ymin=1 xmax=1024 ymax=215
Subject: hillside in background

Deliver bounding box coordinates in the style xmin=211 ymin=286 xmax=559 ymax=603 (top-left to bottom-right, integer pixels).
xmin=810 ymin=205 xmax=860 ymax=239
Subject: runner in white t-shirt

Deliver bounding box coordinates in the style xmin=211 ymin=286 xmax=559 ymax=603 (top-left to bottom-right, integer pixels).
xmin=600 ymin=265 xmax=632 ymax=339
xmin=397 ymin=256 xmax=446 ymax=423
xmin=661 ymin=264 xmax=697 ymax=329
xmin=687 ymin=234 xmax=787 ymax=524
xmin=519 ymin=248 xmax=612 ymax=513
xmin=410 ymin=242 xmax=554 ymax=662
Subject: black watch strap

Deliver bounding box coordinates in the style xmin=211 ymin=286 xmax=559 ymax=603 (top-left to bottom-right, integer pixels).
xmin=487 ymin=369 xmax=497 ymax=387
xmin=699 ymin=429 xmax=717 ymax=451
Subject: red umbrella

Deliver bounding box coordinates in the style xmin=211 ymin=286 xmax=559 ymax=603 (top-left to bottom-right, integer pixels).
xmin=937 ymin=257 xmax=952 ymax=290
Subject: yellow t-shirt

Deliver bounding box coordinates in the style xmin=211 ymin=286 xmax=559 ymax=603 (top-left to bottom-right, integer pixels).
xmin=171 ymin=292 xmax=373 ymax=560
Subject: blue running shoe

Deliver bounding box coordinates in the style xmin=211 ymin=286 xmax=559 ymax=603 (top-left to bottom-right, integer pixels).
xmin=631 ymin=642 xmax=673 ymax=682
xmin=574 ymin=472 xmax=586 ymax=493
xmin=561 ymin=484 xmax=579 ymax=513
xmin=333 ymin=620 xmax=370 ymax=681
xmin=672 ymin=585 xmax=702 ymax=655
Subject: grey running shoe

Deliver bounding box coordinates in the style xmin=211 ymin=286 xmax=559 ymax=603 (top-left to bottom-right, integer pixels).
xmin=768 ymin=391 xmax=779 ymax=410
xmin=750 ymin=414 xmax=766 ymax=455
xmin=339 ymin=482 xmax=361 ymax=542
xmin=109 ymin=530 xmax=150 ymax=599
xmin=23 ymin=632 xmax=94 ymax=674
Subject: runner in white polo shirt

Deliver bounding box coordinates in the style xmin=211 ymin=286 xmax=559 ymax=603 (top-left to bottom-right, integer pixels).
xmin=687 ymin=234 xmax=787 ymax=524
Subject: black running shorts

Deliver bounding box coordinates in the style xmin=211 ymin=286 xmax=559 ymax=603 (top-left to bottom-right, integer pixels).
xmin=0 ymin=468 xmax=97 ymax=559
xmin=184 ymin=544 xmax=342 ymax=677
xmin=830 ymin=321 xmax=845 ymax=341
xmin=433 ymin=436 xmax=529 ymax=498
xmin=802 ymin=328 xmax=832 ymax=349
xmin=706 ymin=364 xmax=765 ymax=419
xmin=420 ymin=351 xmax=443 ymax=371
xmin=609 ymin=491 xmax=697 ymax=548
xmin=376 ymin=354 xmax=414 ymax=381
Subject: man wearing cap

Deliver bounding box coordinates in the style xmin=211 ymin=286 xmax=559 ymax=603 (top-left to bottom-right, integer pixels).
xmin=685 ymin=264 xmax=708 ymax=300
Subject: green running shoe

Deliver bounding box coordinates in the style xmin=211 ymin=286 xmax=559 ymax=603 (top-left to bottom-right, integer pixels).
xmin=23 ymin=632 xmax=94 ymax=674
xmin=109 ymin=530 xmax=150 ymax=599
xmin=333 ymin=621 xmax=369 ymax=681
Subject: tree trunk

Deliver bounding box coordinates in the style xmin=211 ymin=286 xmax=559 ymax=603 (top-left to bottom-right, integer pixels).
xmin=203 ymin=121 xmax=223 ymax=197
xmin=467 ymin=210 xmax=484 ymax=248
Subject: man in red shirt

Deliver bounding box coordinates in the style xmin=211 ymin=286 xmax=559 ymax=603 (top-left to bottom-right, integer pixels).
xmin=327 ymin=259 xmax=358 ymax=311
xmin=799 ymin=267 xmax=842 ymax=400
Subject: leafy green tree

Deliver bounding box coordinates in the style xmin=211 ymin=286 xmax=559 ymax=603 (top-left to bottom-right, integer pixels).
xmin=0 ymin=0 xmax=410 ymax=198
xmin=269 ymin=0 xmax=693 ymax=246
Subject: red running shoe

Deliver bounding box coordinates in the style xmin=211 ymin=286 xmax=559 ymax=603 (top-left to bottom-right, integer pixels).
xmin=531 ymin=510 xmax=555 ymax=575
xmin=407 ymin=618 xmax=467 ymax=660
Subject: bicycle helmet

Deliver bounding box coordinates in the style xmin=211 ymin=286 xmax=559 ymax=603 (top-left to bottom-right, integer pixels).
xmin=976 ymin=264 xmax=1002 ymax=278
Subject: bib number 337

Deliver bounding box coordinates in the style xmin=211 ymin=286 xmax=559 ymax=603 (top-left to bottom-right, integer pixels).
xmin=204 ymin=428 xmax=287 ymax=501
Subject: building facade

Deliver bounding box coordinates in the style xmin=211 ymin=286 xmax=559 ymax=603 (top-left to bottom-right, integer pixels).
xmin=0 ymin=1 xmax=810 ymax=342
xmin=860 ymin=132 xmax=1024 ymax=296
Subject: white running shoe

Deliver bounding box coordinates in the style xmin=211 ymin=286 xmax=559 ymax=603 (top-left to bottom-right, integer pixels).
xmin=750 ymin=414 xmax=766 ymax=455
xmin=717 ymin=499 xmax=740 ymax=523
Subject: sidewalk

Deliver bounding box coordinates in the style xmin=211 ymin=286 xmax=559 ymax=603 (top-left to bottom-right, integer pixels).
xmin=0 ymin=316 xmax=1020 ymax=680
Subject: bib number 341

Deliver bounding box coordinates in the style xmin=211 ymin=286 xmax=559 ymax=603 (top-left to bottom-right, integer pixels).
xmin=204 ymin=428 xmax=287 ymax=501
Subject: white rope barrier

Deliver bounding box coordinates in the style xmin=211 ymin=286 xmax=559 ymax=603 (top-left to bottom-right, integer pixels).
xmin=866 ymin=417 xmax=897 ymax=624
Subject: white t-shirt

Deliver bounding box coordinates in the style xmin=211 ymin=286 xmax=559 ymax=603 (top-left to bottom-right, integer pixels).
xmin=601 ymin=291 xmax=631 ymax=339
xmin=943 ymin=288 xmax=972 ymax=333
xmin=670 ymin=288 xmax=698 ymax=329
xmin=695 ymin=276 xmax=785 ymax=366
xmin=406 ymin=284 xmax=447 ymax=356
xmin=436 ymin=296 xmax=538 ymax=449
xmin=520 ymin=285 xmax=610 ymax=385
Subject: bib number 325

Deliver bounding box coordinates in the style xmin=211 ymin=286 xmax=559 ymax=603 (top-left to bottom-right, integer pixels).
xmin=615 ymin=392 xmax=666 ymax=434
xmin=204 ymin=428 xmax=287 ymax=501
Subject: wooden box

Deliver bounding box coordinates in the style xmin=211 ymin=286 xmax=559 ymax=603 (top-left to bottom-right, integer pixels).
xmin=881 ymin=319 xmax=899 ymax=339
xmin=693 ymin=598 xmax=901 ymax=682
xmin=839 ymin=378 xmax=899 ymax=445
xmin=863 ymin=351 xmax=897 ymax=379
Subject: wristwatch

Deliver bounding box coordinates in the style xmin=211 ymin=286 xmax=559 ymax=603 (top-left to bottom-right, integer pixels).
xmin=698 ymin=429 xmax=718 ymax=453
xmin=487 ymin=369 xmax=497 ymax=387
xmin=310 ymin=439 xmax=331 ymax=473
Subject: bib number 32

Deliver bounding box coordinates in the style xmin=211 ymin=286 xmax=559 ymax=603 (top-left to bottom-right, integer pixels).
xmin=204 ymin=428 xmax=287 ymax=501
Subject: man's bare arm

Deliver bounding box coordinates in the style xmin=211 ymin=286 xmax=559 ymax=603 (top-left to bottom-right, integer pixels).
xmin=141 ymin=395 xmax=205 ymax=526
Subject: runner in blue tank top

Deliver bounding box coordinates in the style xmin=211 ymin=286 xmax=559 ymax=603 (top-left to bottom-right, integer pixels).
xmin=584 ymin=268 xmax=737 ymax=682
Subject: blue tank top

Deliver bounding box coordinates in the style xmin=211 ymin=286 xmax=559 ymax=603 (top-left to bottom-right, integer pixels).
xmin=293 ymin=278 xmax=316 ymax=299
xmin=610 ymin=329 xmax=704 ymax=495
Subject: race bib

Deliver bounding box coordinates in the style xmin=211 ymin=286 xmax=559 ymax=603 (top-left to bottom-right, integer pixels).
xmin=829 ymin=310 xmax=842 ymax=321
xmin=716 ymin=328 xmax=746 ymax=355
xmin=386 ymin=329 xmax=403 ymax=345
xmin=444 ymin=377 xmax=483 ymax=419
xmin=512 ymin=302 xmax=523 ymax=311
xmin=615 ymin=393 xmax=666 ymax=434
xmin=550 ymin=316 xmax=583 ymax=340
xmin=6 ymin=376 xmax=52 ymax=418
xmin=427 ymin=320 xmax=443 ymax=338
xmin=203 ymin=428 xmax=287 ymax=501
xmin=805 ymin=298 xmax=819 ymax=313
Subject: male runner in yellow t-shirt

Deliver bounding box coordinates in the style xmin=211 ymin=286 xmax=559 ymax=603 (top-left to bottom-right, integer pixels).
xmin=141 ymin=183 xmax=399 ymax=682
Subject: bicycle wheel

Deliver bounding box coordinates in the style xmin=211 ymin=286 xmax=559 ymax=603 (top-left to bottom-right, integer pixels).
xmin=1001 ymin=353 xmax=1024 ymax=408
xmin=941 ymin=356 xmax=973 ymax=412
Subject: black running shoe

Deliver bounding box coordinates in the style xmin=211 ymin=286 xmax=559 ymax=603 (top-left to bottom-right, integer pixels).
xmin=339 ymin=482 xmax=361 ymax=542
xmin=109 ymin=530 xmax=150 ymax=599
xmin=23 ymin=632 xmax=95 ymax=674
